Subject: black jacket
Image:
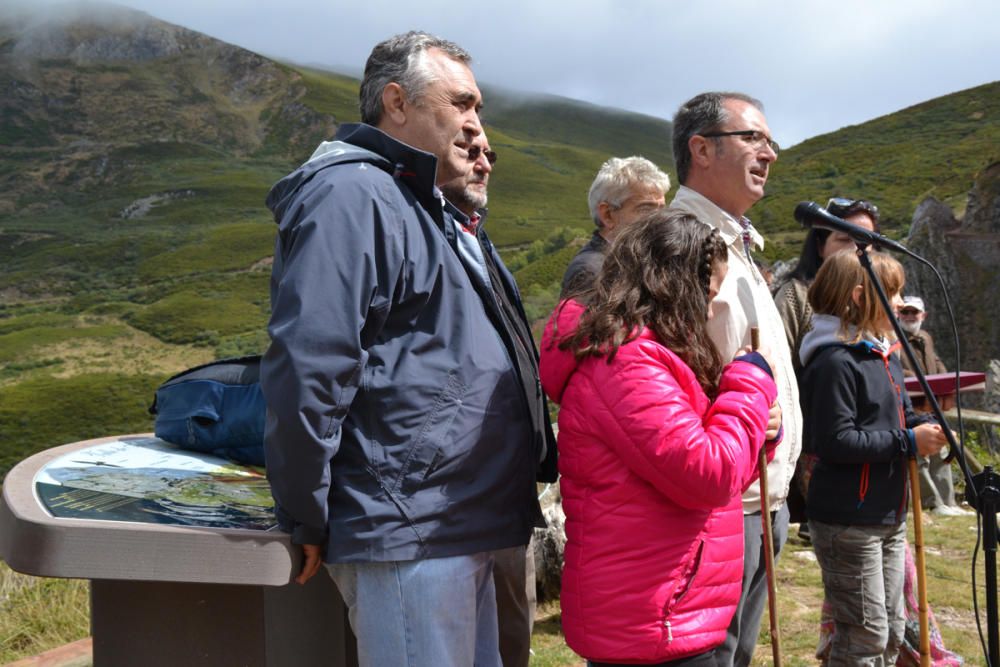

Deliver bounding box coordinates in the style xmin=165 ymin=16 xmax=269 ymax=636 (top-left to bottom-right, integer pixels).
xmin=262 ymin=124 xmax=552 ymax=563
xmin=470 ymin=209 xmax=558 ymax=484
xmin=560 ymin=231 xmax=608 ymax=299
xmin=799 ymin=315 xmax=933 ymax=526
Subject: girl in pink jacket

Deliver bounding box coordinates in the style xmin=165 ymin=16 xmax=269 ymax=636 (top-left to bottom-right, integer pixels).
xmin=541 ymin=211 xmax=781 ymax=666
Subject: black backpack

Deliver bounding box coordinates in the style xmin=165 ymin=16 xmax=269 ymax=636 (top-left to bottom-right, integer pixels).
xmin=149 ymin=355 xmax=266 ymax=466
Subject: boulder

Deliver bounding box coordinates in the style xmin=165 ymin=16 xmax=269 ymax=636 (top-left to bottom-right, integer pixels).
xmin=532 ymin=482 xmax=566 ymax=604
xmin=902 ymin=162 xmax=1000 ymax=374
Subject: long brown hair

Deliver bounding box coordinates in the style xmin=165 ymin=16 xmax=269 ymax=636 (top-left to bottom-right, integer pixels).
xmin=808 ymin=249 xmax=906 ymax=343
xmin=560 ymin=210 xmax=728 ymax=397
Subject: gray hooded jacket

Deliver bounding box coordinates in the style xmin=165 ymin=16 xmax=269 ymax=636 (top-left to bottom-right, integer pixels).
xmin=261 ymin=123 xmax=547 ymax=562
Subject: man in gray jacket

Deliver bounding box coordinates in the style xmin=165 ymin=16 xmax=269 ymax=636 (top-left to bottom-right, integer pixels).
xmin=261 ymin=32 xmax=555 ymax=667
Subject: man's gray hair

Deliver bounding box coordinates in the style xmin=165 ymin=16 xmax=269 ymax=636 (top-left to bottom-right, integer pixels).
xmin=671 ymin=92 xmax=763 ymax=185
xmin=359 ymin=31 xmax=472 ymax=125
xmin=587 ymin=156 xmax=671 ymax=228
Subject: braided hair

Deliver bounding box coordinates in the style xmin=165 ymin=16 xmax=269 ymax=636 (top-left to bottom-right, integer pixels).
xmin=559 ymin=210 xmax=728 ymax=397
xmin=698 ymin=227 xmax=723 ymax=299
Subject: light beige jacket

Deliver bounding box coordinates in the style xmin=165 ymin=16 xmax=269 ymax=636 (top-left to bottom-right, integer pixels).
xmin=670 ymin=186 xmax=802 ymax=513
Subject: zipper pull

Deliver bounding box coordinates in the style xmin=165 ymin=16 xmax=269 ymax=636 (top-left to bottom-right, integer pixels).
xmin=664 ymin=619 xmax=673 ymax=642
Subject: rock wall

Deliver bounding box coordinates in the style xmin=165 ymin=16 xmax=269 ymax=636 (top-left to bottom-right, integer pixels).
xmin=902 ymin=162 xmax=1000 ymax=375
xmin=532 ymin=484 xmax=566 ymax=604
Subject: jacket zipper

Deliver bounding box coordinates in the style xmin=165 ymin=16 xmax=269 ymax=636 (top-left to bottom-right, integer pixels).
xmin=879 ymin=341 xmax=909 ymax=518
xmin=662 ymin=539 xmax=704 ymax=643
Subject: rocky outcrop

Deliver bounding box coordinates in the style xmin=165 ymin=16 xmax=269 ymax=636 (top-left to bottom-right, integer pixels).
xmin=902 ymin=162 xmax=1000 ymax=374
xmin=532 ymin=484 xmax=566 ymax=604
xmin=0 ymin=4 xmax=336 ymax=207
xmin=983 ymin=360 xmax=1000 ymax=452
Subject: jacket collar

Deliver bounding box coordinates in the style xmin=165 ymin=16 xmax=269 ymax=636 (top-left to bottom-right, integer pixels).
xmin=671 ymin=185 xmax=764 ymax=251
xmin=334 ymin=123 xmax=442 ymax=218
xmin=266 ymin=123 xmax=445 ymax=225
xmin=589 ymin=230 xmax=609 ymax=250
xmin=799 ymin=313 xmax=896 ymax=367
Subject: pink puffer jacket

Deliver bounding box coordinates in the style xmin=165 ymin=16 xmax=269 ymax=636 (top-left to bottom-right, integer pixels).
xmin=540 ymin=300 xmax=778 ymax=663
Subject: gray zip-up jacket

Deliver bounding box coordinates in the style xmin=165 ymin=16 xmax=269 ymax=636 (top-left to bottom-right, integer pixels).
xmin=261 ymin=123 xmax=547 ymax=563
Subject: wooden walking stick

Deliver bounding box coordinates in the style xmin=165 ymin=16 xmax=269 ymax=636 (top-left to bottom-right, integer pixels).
xmin=751 ymin=327 xmax=782 ymax=666
xmin=908 ymin=456 xmax=931 ymax=666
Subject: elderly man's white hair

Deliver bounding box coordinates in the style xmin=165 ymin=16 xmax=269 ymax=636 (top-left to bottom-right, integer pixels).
xmin=587 ymin=157 xmax=671 ymax=229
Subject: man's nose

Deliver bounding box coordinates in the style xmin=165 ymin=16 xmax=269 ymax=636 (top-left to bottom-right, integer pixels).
xmin=761 ymin=142 xmax=777 ymax=162
xmin=464 ymin=109 xmax=483 ymax=138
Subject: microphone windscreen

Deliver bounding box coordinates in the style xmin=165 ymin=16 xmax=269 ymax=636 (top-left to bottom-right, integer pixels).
xmin=793 ymin=201 xmax=822 ymax=226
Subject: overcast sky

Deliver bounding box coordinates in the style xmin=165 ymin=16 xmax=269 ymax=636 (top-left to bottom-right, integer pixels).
xmin=23 ymin=0 xmax=1000 ymax=147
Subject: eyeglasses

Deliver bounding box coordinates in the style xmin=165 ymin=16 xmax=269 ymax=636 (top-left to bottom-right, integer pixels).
xmin=899 ymin=308 xmax=921 ymax=316
xmin=699 ymin=130 xmax=779 ymax=154
xmin=826 ymin=197 xmax=879 ymax=220
xmin=468 ymin=145 xmax=498 ymax=165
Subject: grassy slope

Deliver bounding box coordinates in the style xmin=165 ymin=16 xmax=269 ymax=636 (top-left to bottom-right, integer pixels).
xmin=480 ymin=85 xmax=674 ymax=169
xmin=3 ymin=64 xmax=999 ymax=480
xmin=0 ymin=46 xmax=673 ymax=482
xmin=749 ymin=81 xmax=1000 ymax=261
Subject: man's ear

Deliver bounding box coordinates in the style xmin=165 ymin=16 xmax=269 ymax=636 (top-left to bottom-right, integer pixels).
xmin=597 ymin=201 xmax=616 ymax=232
xmin=688 ymin=134 xmax=713 ymax=169
xmin=381 ymin=83 xmax=408 ymax=126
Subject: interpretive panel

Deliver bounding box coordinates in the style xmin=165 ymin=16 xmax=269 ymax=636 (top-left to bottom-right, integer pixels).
xmin=34 ymin=437 xmax=276 ymax=530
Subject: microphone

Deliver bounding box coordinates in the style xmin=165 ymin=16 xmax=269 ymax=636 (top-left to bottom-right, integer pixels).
xmin=793 ymin=201 xmax=909 ymax=254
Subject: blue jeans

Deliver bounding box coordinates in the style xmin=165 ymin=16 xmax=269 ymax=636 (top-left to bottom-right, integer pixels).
xmin=809 ymin=520 xmax=907 ymax=666
xmin=327 ymin=549 xmax=506 ymax=667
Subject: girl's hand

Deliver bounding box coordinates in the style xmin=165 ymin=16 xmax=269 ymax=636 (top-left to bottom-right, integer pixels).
xmin=765 ymin=399 xmax=782 ymax=441
xmin=913 ymin=423 xmax=947 ymax=457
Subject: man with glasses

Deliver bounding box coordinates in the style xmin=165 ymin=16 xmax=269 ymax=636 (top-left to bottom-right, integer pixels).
xmin=441 ymin=133 xmax=546 ymax=667
xmin=261 ymin=32 xmax=555 ymax=667
xmin=560 ymin=156 xmax=670 ymax=298
xmin=441 ymin=134 xmax=497 ymax=221
xmin=668 ymin=92 xmax=802 ymax=667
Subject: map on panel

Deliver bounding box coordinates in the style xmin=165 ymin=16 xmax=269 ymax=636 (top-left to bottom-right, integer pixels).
xmin=34 ymin=437 xmax=277 ymax=530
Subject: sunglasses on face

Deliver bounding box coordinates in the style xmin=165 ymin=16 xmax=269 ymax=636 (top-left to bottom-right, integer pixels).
xmin=826 ymin=197 xmax=879 ymax=220
xmin=699 ymin=129 xmax=779 ymax=154
xmin=468 ymin=145 xmax=498 ymax=165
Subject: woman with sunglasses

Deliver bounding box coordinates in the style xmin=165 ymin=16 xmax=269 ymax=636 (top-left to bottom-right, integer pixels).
xmin=540 ymin=212 xmax=782 ymax=666
xmin=773 ymin=197 xmax=880 ymax=377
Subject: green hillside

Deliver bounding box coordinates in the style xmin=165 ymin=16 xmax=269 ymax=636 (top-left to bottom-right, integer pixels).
xmin=481 ymin=85 xmax=674 ymax=168
xmin=0 ymin=7 xmax=672 ymax=477
xmin=749 ymin=81 xmax=1000 ymax=260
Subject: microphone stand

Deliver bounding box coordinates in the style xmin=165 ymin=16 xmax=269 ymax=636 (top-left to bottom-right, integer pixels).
xmin=973 ymin=469 xmax=1000 ymax=667
xmin=855 ymin=242 xmax=998 ymax=667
